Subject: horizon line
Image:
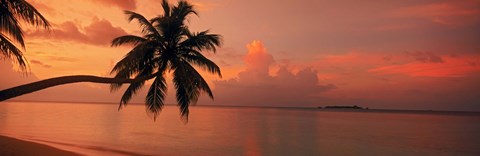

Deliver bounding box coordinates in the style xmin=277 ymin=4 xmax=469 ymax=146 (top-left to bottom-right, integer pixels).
xmin=4 ymin=99 xmax=480 ymax=114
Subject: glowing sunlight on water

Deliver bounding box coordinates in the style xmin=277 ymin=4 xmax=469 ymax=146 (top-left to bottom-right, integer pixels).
xmin=0 ymin=102 xmax=479 ymax=155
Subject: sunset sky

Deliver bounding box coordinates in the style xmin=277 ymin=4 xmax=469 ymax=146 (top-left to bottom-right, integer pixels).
xmin=1 ymin=0 xmax=480 ymax=111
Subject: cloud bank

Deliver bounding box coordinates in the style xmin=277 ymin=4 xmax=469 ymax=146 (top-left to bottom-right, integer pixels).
xmin=27 ymin=18 xmax=127 ymax=46
xmin=209 ymin=41 xmax=336 ymax=107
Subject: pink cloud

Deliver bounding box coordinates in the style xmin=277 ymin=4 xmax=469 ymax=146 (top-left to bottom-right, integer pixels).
xmin=27 ymin=18 xmax=127 ymax=46
xmin=298 ymin=51 xmax=480 ymax=111
xmin=242 ymin=40 xmax=275 ymax=79
xmin=369 ymin=54 xmax=480 ymax=77
xmin=30 ymin=60 xmax=52 ymax=68
xmin=391 ymin=0 xmax=480 ymax=26
xmin=208 ymin=40 xmax=335 ymax=107
xmin=302 ymin=52 xmax=389 ymax=80
xmin=27 ymin=1 xmax=57 ymax=16
xmin=405 ymin=51 xmax=444 ymax=63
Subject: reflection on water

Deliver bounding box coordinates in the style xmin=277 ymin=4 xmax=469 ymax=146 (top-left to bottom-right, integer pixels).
xmin=0 ymin=102 xmax=479 ymax=155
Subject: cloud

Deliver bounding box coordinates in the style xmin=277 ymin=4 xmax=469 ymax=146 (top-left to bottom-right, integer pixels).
xmin=321 ymin=73 xmax=480 ymax=111
xmin=369 ymin=54 xmax=480 ymax=77
xmin=27 ymin=18 xmax=127 ymax=46
xmin=202 ymin=47 xmax=245 ymax=68
xmin=208 ymin=40 xmax=336 ymax=107
xmin=89 ymin=0 xmax=136 ymax=10
xmin=311 ymin=51 xmax=478 ymax=78
xmin=47 ymin=56 xmax=77 ymax=62
xmin=243 ymin=40 xmax=274 ymax=77
xmin=405 ymin=51 xmax=444 ymax=63
xmin=391 ymin=0 xmax=480 ymax=26
xmin=30 ymin=60 xmax=52 ymax=68
xmin=27 ymin=1 xmax=57 ymax=16
xmin=286 ymin=51 xmax=480 ymax=110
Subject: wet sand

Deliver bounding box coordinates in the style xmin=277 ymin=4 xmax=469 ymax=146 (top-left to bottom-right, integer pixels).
xmin=0 ymin=135 xmax=80 ymax=156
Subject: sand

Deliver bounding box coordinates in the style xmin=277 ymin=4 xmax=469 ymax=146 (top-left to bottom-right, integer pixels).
xmin=0 ymin=135 xmax=80 ymax=156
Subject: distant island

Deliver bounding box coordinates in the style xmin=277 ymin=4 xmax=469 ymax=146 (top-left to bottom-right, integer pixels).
xmin=318 ymin=105 xmax=368 ymax=109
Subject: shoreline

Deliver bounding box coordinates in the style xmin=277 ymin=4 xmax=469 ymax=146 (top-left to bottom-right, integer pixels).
xmin=0 ymin=134 xmax=152 ymax=156
xmin=0 ymin=135 xmax=80 ymax=156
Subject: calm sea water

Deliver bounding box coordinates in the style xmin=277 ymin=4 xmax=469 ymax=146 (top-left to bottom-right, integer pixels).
xmin=0 ymin=101 xmax=479 ymax=156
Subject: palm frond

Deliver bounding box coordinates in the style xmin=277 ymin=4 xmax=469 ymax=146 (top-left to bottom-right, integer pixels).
xmin=119 ymin=81 xmax=145 ymax=109
xmin=172 ymin=0 xmax=197 ymax=22
xmin=161 ymin=0 xmax=171 ymax=17
xmin=0 ymin=0 xmax=49 ymax=71
xmin=111 ymin=35 xmax=147 ymax=47
xmin=0 ymin=10 xmax=25 ymax=47
xmin=172 ymin=59 xmax=214 ymax=121
xmin=110 ymin=42 xmax=156 ymax=74
xmin=183 ymin=61 xmax=214 ymax=99
xmin=172 ymin=61 xmax=191 ymax=121
xmin=181 ymin=49 xmax=222 ymax=77
xmin=149 ymin=16 xmax=168 ymax=36
xmin=0 ymin=34 xmax=26 ymax=70
xmin=6 ymin=0 xmax=50 ymax=28
xmin=180 ymin=30 xmax=222 ymax=52
xmin=124 ymin=10 xmax=161 ymax=37
xmin=142 ymin=33 xmax=154 ymax=40
xmin=146 ymin=75 xmax=167 ymax=120
xmin=110 ymin=68 xmax=133 ymax=91
xmin=110 ymin=42 xmax=157 ymax=91
xmin=117 ymin=64 xmax=155 ymax=109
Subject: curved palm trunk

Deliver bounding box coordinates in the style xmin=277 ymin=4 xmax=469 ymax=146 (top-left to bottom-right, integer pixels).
xmin=0 ymin=74 xmax=157 ymax=101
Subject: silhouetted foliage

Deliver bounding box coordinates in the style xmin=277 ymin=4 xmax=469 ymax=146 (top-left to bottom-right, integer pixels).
xmin=0 ymin=0 xmax=221 ymax=122
xmin=111 ymin=0 xmax=222 ymax=121
xmin=0 ymin=0 xmax=50 ymax=70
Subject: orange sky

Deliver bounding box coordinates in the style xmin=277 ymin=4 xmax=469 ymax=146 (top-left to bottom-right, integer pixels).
xmin=1 ymin=0 xmax=480 ymax=111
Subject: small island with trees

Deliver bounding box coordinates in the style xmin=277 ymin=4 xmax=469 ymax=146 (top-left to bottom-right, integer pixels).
xmin=318 ymin=105 xmax=368 ymax=109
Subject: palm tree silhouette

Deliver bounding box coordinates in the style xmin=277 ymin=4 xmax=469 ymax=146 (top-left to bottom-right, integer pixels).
xmin=0 ymin=0 xmax=222 ymax=121
xmin=0 ymin=0 xmax=50 ymax=70
xmin=110 ymin=0 xmax=222 ymax=120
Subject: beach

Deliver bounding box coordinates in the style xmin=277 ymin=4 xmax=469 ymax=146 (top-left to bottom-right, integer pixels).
xmin=0 ymin=135 xmax=79 ymax=156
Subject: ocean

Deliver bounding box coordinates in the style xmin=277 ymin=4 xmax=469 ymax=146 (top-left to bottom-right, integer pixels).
xmin=0 ymin=101 xmax=479 ymax=156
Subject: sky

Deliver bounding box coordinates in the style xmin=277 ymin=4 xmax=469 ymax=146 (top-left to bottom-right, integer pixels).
xmin=1 ymin=0 xmax=480 ymax=111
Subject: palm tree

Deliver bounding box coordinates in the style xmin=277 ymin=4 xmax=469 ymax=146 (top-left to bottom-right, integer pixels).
xmin=110 ymin=0 xmax=222 ymax=121
xmin=0 ymin=1 xmax=151 ymax=101
xmin=0 ymin=0 xmax=222 ymax=121
xmin=0 ymin=0 xmax=50 ymax=70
